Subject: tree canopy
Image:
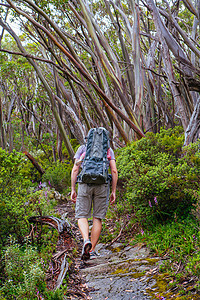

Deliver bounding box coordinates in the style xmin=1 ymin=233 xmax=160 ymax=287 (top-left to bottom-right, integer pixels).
xmin=0 ymin=0 xmax=200 ymax=159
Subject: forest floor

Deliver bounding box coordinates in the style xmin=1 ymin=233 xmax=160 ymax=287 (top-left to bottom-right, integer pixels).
xmin=50 ymin=198 xmax=199 ymax=300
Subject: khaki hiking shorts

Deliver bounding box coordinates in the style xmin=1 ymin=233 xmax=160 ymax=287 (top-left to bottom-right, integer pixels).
xmin=75 ymin=183 xmax=110 ymax=219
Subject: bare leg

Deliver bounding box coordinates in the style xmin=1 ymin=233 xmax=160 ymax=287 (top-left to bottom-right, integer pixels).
xmin=91 ymin=217 xmax=102 ymax=251
xmin=78 ymin=218 xmax=89 ymax=241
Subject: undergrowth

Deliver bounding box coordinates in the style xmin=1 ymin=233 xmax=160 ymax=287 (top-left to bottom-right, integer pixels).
xmin=102 ymin=127 xmax=200 ymax=296
xmin=116 ymin=127 xmax=199 ymax=226
xmin=130 ymin=215 xmax=200 ymax=292
xmin=0 ymin=238 xmax=65 ymax=300
xmin=0 ymin=148 xmax=70 ymax=299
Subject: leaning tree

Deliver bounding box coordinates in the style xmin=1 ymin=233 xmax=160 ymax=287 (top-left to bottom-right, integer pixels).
xmin=0 ymin=0 xmax=199 ymax=159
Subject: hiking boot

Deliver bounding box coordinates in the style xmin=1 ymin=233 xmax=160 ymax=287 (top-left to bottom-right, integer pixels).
xmin=89 ymin=250 xmax=100 ymax=260
xmin=81 ymin=240 xmax=92 ymax=261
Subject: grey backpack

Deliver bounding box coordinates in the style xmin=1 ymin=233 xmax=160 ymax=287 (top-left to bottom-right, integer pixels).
xmin=77 ymin=127 xmax=110 ymax=184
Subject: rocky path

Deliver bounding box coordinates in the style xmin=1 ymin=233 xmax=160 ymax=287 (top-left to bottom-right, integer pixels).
xmin=54 ymin=200 xmax=199 ymax=300
xmin=80 ymin=242 xmax=168 ymax=300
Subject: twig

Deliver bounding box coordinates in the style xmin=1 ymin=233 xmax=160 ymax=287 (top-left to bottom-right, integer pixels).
xmin=105 ymin=221 xmax=128 ymax=248
xmin=143 ymin=67 xmax=168 ymax=78
xmin=52 ymin=248 xmax=69 ymax=260
xmin=65 ymin=289 xmax=88 ymax=299
xmin=175 ymin=261 xmax=182 ymax=275
xmin=0 ymin=48 xmax=66 ymax=73
xmin=0 ymin=3 xmax=10 ymax=7
xmin=26 ymin=224 xmax=35 ymax=238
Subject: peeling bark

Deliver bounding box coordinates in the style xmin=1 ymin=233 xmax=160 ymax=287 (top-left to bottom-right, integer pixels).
xmin=184 ymin=98 xmax=200 ymax=145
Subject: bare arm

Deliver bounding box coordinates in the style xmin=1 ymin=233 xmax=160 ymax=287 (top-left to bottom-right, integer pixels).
xmin=70 ymin=160 xmax=80 ymax=203
xmin=109 ymin=159 xmax=118 ymax=205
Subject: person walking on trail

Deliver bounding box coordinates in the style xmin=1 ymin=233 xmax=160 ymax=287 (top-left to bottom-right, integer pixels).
xmin=70 ymin=127 xmax=118 ymax=261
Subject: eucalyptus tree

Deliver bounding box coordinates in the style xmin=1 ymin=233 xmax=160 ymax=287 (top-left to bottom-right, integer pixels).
xmin=144 ymin=0 xmax=200 ymax=144
xmin=0 ymin=0 xmax=199 ymax=157
xmin=103 ymin=0 xmax=200 ymax=142
xmin=0 ymin=0 xmax=145 ymax=149
xmin=0 ymin=36 xmax=59 ymax=158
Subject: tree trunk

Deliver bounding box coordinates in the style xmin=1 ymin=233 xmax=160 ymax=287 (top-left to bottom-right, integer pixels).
xmin=184 ymin=97 xmax=200 ymax=145
xmin=8 ymin=120 xmax=13 ymax=153
xmin=0 ymin=95 xmax=5 ymax=149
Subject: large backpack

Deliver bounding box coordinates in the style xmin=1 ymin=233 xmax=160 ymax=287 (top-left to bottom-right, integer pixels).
xmin=77 ymin=127 xmax=110 ymax=184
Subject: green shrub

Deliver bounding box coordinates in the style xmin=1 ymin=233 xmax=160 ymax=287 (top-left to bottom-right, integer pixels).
xmin=191 ymin=190 xmax=200 ymax=222
xmin=0 ymin=148 xmax=57 ymax=248
xmin=42 ymin=161 xmax=73 ymax=193
xmin=0 ymin=149 xmax=71 ymax=299
xmin=0 ymin=149 xmax=31 ymax=247
xmin=116 ymin=127 xmax=199 ymax=226
xmin=0 ymin=240 xmax=45 ymax=299
xmin=1 ymin=237 xmax=66 ymax=299
xmin=26 ymin=189 xmax=58 ymax=216
xmin=135 ymin=216 xmax=199 ymax=258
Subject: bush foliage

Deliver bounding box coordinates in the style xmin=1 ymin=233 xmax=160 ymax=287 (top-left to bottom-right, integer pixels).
xmin=0 ymin=148 xmax=65 ymax=299
xmin=42 ymin=160 xmax=73 ymax=193
xmin=1 ymin=240 xmax=45 ymax=299
xmin=116 ymin=127 xmax=200 ymax=226
xmin=130 ymin=215 xmax=200 ymax=291
xmin=0 ymin=149 xmax=31 ymax=247
xmin=0 ymin=148 xmax=58 ymax=249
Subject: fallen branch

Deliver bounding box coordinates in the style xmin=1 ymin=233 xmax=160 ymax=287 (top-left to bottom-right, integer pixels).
xmin=28 ymin=215 xmax=71 ymax=233
xmin=54 ymin=254 xmax=69 ymax=290
xmin=23 ymin=150 xmax=45 ymax=175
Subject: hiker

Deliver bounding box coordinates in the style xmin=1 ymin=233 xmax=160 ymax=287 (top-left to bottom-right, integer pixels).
xmin=70 ymin=128 xmax=118 ymax=260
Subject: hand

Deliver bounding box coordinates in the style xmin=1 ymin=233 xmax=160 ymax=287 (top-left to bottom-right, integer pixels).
xmin=71 ymin=190 xmax=77 ymax=203
xmin=110 ymin=191 xmax=116 ymax=205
